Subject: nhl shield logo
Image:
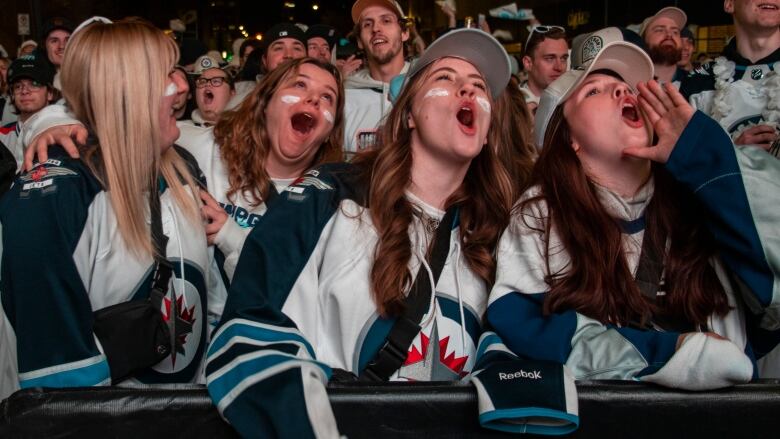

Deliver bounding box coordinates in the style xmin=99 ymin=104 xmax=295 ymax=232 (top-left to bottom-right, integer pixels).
xmin=751 ymin=68 xmax=764 ymax=80
xmin=581 ymin=35 xmax=604 ymax=65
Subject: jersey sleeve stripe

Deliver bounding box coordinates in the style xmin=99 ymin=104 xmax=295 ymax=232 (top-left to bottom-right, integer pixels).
xmin=207 ymin=319 xmax=316 ymax=359
xmin=18 ymin=354 xmax=110 ymax=388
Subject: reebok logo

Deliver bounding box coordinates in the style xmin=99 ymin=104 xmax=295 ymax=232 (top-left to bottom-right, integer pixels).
xmin=498 ymin=370 xmax=542 ymax=380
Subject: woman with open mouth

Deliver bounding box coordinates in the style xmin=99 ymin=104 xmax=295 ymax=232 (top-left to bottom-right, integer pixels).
xmin=17 ymin=57 xmax=345 ymax=327
xmin=0 ymin=18 xmax=210 ymax=397
xmin=488 ymin=29 xmax=780 ymax=389
xmin=205 ymin=29 xmax=515 ymax=438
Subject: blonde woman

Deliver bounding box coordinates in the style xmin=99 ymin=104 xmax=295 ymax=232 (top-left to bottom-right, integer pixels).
xmin=0 ymin=18 xmax=210 ymax=397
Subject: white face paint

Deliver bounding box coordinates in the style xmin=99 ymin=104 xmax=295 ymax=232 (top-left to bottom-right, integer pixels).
xmin=476 ymin=96 xmax=491 ymax=114
xmin=322 ymin=110 xmax=334 ymax=124
xmin=280 ymin=95 xmax=301 ymax=104
xmin=424 ymin=88 xmax=449 ymax=98
xmin=163 ymin=82 xmax=178 ymax=97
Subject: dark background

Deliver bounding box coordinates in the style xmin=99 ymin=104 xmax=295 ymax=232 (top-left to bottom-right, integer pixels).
xmin=1 ymin=1 xmax=733 ymax=59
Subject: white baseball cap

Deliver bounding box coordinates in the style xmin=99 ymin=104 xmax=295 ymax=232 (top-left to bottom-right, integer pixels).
xmin=534 ymin=27 xmax=654 ymax=149
xmin=639 ymin=7 xmax=687 ymax=37
xmin=351 ymin=0 xmax=407 ymax=24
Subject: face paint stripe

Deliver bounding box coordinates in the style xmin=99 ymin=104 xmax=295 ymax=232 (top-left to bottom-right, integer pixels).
xmin=424 ymin=88 xmax=449 ymax=98
xmin=280 ymin=95 xmax=301 ymax=104
xmin=476 ymin=96 xmax=491 ymax=114
xmin=164 ymin=82 xmax=178 ymax=97
xmin=323 ymin=110 xmax=335 ymax=124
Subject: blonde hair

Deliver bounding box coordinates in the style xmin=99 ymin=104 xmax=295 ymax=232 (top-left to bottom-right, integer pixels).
xmin=60 ymin=18 xmax=200 ymax=258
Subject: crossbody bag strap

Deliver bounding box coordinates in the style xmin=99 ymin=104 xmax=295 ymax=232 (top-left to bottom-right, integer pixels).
xmin=632 ymin=228 xmax=695 ymax=332
xmin=360 ymin=205 xmax=458 ymax=382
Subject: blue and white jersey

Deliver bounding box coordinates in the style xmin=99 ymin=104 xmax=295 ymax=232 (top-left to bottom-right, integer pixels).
xmin=0 ymin=149 xmax=211 ymax=399
xmin=680 ymin=39 xmax=780 ymax=143
xmin=206 ymin=163 xmax=486 ymax=438
xmin=488 ymin=111 xmax=780 ymax=385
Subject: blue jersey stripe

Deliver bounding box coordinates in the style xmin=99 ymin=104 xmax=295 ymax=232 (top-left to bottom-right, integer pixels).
xmin=19 ymin=356 xmax=110 ymax=388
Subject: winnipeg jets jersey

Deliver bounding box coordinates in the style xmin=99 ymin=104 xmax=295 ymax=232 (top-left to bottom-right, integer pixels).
xmin=205 ymin=163 xmax=486 ymax=438
xmin=0 ymin=149 xmax=210 ymax=399
xmin=681 ymin=39 xmax=780 ymax=141
xmin=488 ymin=112 xmax=780 ymax=384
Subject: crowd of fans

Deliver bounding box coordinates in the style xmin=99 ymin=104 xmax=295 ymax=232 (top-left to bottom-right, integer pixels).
xmin=0 ymin=0 xmax=778 ymax=437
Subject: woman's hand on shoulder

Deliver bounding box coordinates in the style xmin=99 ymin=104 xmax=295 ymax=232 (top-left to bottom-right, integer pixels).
xmin=23 ymin=124 xmax=87 ymax=171
xmin=623 ymin=80 xmax=695 ymax=164
xmin=200 ymin=190 xmax=228 ymax=245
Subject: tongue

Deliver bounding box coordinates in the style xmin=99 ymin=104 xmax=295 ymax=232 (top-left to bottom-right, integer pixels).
xmin=291 ymin=113 xmax=314 ymax=134
xmin=457 ymin=109 xmax=474 ymax=127
xmin=622 ymin=107 xmax=638 ymax=122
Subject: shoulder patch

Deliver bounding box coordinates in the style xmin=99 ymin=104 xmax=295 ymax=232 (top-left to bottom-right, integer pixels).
xmin=17 ymin=160 xmax=80 ymax=196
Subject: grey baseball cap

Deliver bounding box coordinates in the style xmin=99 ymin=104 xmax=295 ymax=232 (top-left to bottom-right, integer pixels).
xmin=405 ymin=28 xmax=510 ymax=100
xmin=534 ymin=27 xmax=654 ymax=150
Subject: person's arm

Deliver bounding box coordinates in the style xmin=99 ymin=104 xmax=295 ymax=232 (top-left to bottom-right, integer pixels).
xmin=666 ymin=111 xmax=780 ymax=325
xmin=0 ymin=157 xmax=111 ymax=388
xmin=487 ymin=208 xmax=680 ymax=380
xmin=19 ymin=104 xmax=86 ymax=170
xmin=628 ymin=80 xmax=780 ymax=327
xmin=488 ymin=197 xmax=752 ymax=389
xmin=206 ymin=167 xmax=348 ymax=439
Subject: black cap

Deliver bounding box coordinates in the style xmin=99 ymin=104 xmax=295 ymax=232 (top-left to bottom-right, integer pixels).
xmin=41 ymin=17 xmax=74 ymax=40
xmin=7 ymin=53 xmax=55 ymax=86
xmin=306 ymin=24 xmax=339 ymax=48
xmin=263 ymin=23 xmax=306 ymax=51
xmin=681 ymin=27 xmax=695 ymax=43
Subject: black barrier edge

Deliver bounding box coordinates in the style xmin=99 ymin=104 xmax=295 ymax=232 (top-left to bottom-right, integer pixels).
xmin=2 ymin=380 xmax=779 ymax=438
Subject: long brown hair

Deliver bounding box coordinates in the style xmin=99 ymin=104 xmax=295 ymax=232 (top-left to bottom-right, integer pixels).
xmin=213 ymin=58 xmax=344 ymax=206
xmin=523 ymin=105 xmax=729 ymax=327
xmin=352 ymin=59 xmax=515 ymax=317
xmin=490 ymin=83 xmax=536 ymax=203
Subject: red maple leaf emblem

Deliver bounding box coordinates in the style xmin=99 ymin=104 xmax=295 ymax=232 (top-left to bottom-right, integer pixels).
xmin=402 ymin=332 xmax=469 ymax=376
xmin=162 ymin=295 xmax=197 ymax=367
xmin=30 ymin=167 xmax=48 ymax=181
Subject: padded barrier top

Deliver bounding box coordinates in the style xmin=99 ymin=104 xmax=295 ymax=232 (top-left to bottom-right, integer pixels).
xmin=2 ymin=380 xmax=779 ymax=438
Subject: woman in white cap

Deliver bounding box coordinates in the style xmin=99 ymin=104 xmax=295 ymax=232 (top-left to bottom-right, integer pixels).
xmin=205 ymin=28 xmax=513 ymax=438
xmin=0 ymin=18 xmax=210 ymax=398
xmin=487 ymin=29 xmax=780 ymax=389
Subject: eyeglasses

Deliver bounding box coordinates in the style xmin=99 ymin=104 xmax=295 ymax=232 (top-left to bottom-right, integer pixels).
xmin=525 ymin=25 xmax=566 ymax=49
xmin=195 ymin=76 xmax=227 ymax=88
xmin=12 ymin=80 xmax=45 ymax=93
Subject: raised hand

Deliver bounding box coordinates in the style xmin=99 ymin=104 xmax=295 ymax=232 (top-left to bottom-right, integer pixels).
xmin=623 ymin=80 xmax=695 ymax=163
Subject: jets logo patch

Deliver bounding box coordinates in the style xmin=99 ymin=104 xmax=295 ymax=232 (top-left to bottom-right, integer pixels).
xmin=580 ymin=36 xmax=603 ymax=65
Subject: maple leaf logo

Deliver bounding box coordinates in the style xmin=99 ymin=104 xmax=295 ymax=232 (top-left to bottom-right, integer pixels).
xmin=162 ymin=295 xmax=196 ymax=367
xmin=402 ymin=332 xmax=468 ymax=377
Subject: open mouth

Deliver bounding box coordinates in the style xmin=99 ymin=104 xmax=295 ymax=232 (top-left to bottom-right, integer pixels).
xmin=291 ymin=112 xmax=316 ymax=135
xmin=371 ymin=37 xmax=388 ymax=47
xmin=621 ymin=100 xmax=644 ymax=128
xmin=456 ymin=106 xmax=474 ymax=128
xmin=758 ymin=3 xmax=779 ymax=10
xmin=203 ymin=89 xmax=214 ymax=104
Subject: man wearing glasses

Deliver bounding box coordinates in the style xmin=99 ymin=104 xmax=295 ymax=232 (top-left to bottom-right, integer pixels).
xmin=344 ymin=0 xmax=410 ymax=154
xmin=639 ymin=7 xmax=688 ymax=86
xmin=0 ymin=53 xmax=58 ymax=170
xmin=191 ymin=55 xmax=235 ymax=127
xmin=520 ymin=25 xmax=569 ymax=114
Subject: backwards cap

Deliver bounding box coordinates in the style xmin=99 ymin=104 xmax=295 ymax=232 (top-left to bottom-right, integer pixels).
xmin=534 ymin=27 xmax=654 ymax=150
xmin=262 ymin=23 xmax=307 ymax=51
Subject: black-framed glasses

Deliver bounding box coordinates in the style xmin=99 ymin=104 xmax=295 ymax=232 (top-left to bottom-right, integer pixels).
xmin=525 ymin=25 xmax=565 ymax=48
xmin=195 ymin=76 xmax=227 ymax=88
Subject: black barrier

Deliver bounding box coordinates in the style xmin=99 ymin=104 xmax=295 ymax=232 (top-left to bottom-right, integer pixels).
xmin=1 ymin=380 xmax=779 ymax=438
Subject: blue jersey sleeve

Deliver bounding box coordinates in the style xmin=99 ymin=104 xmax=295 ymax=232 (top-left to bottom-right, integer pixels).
xmin=666 ymin=111 xmax=780 ymax=327
xmin=206 ymin=165 xmax=356 ymax=439
xmin=0 ymin=155 xmax=110 ymax=388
